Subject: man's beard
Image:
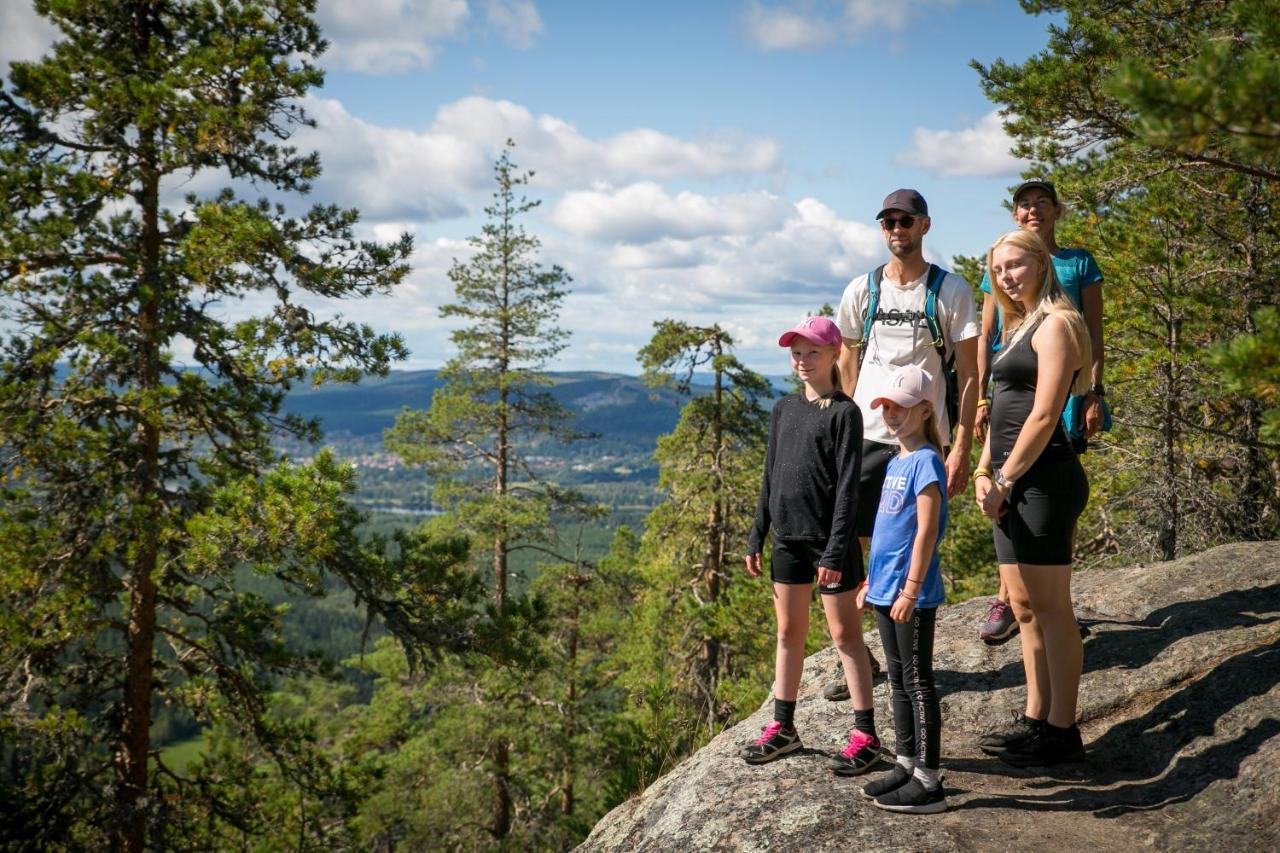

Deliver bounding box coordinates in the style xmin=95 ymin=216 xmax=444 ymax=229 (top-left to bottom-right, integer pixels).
xmin=887 ymin=237 xmax=916 ymax=258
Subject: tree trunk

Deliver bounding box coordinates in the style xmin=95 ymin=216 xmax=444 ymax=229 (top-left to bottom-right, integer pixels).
xmin=492 ymin=739 xmax=512 ymax=839
xmin=698 ymin=339 xmax=726 ymax=724
xmin=1238 ymin=234 xmax=1265 ymax=539
xmin=561 ymin=604 xmax=578 ymax=817
xmin=119 ymin=86 xmax=163 ymax=851
xmin=1158 ymin=315 xmax=1181 ymax=561
xmin=491 ymin=200 xmax=513 ymax=838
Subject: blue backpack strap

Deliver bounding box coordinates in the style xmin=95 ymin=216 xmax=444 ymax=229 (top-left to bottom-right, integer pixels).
xmin=923 ymin=263 xmax=951 ymax=366
xmin=857 ymin=265 xmax=885 ymax=368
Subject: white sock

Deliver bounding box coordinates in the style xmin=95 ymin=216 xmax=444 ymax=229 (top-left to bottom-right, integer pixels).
xmin=896 ymin=754 xmax=914 ymax=771
xmin=913 ymin=765 xmax=940 ymax=790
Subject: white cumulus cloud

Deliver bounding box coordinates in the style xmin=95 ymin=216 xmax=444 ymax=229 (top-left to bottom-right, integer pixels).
xmin=743 ymin=0 xmax=958 ymax=50
xmin=316 ymin=0 xmax=471 ymax=73
xmin=743 ymin=2 xmax=836 ymax=50
xmin=550 ymin=183 xmax=794 ymax=243
xmin=484 ymin=0 xmax=544 ymax=49
xmin=895 ymin=111 xmax=1028 ymax=178
xmin=272 ymin=96 xmax=783 ymax=224
xmin=0 ymin=2 xmax=60 ymax=71
xmin=430 ymin=97 xmax=783 ymax=186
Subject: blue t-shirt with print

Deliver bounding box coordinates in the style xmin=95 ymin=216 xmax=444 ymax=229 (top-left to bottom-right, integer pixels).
xmin=981 ymin=247 xmax=1104 ymax=437
xmin=865 ymin=447 xmax=947 ymax=609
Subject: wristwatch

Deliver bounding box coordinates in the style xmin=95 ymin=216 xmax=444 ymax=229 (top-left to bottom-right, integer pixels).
xmin=1089 ymin=383 xmax=1105 ymax=397
xmin=994 ymin=470 xmax=1015 ymax=490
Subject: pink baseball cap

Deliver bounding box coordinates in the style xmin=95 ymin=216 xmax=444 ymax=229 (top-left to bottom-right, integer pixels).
xmin=778 ymin=315 xmax=843 ymax=349
xmin=870 ymin=364 xmax=934 ymax=409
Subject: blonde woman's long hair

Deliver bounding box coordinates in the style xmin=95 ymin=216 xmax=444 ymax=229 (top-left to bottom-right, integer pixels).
xmin=988 ymin=230 xmax=1091 ymax=395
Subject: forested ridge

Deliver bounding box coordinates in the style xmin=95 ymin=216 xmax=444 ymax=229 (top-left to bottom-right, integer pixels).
xmin=1 ymin=1 xmax=1277 ymax=850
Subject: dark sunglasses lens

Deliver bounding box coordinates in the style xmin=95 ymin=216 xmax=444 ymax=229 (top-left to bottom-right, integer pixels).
xmin=882 ymin=215 xmax=915 ymax=230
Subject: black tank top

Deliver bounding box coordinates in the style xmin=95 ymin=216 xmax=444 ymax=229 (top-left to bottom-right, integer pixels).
xmin=990 ymin=316 xmax=1074 ymax=470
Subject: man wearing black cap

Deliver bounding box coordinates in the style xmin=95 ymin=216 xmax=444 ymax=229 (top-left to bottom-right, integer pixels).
xmin=821 ymin=189 xmax=980 ymax=701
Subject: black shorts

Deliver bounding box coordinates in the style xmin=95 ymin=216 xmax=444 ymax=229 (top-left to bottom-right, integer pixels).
xmin=854 ymin=440 xmax=899 ymax=538
xmin=770 ymin=538 xmax=865 ymax=594
xmin=993 ymin=455 xmax=1089 ymax=565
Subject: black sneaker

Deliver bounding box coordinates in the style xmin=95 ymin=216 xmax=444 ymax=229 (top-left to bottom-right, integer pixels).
xmin=872 ymin=776 xmax=946 ymax=814
xmin=822 ymin=650 xmax=883 ymax=701
xmin=978 ymin=712 xmax=1044 ymax=755
xmin=860 ymin=763 xmax=912 ymax=799
xmin=999 ymin=723 xmax=1086 ymax=768
xmin=740 ymin=721 xmax=802 ymax=764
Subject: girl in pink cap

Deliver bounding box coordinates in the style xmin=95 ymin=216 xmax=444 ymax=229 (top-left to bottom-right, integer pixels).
xmin=855 ymin=364 xmax=950 ymax=813
xmin=741 ymin=316 xmax=884 ymax=776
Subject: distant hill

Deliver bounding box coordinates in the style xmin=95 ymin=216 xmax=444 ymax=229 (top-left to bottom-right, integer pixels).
xmin=281 ymin=369 xmax=701 ymax=452
xmin=281 ymin=369 xmax=792 ymax=452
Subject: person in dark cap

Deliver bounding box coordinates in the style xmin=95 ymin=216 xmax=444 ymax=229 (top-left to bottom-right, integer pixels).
xmin=822 ymin=189 xmax=980 ymax=703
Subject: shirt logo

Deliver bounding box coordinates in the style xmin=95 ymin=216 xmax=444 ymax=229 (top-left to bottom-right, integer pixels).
xmin=873 ymin=308 xmax=928 ymax=328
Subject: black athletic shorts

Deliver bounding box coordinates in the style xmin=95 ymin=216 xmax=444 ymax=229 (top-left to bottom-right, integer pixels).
xmin=770 ymin=538 xmax=865 ymax=594
xmin=993 ymin=454 xmax=1089 ymax=565
xmin=854 ymin=440 xmax=899 ymax=538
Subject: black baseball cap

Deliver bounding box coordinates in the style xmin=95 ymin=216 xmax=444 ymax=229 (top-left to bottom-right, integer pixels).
xmin=1012 ymin=179 xmax=1058 ymax=203
xmin=876 ymin=188 xmax=928 ymax=220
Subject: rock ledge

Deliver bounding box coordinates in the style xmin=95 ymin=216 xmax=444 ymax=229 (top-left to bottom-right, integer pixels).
xmin=580 ymin=543 xmax=1280 ymax=852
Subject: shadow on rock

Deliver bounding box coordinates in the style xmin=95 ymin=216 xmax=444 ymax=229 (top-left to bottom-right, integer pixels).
xmin=1081 ymin=583 xmax=1280 ymax=674
xmin=955 ymin=642 xmax=1280 ymax=816
xmin=937 ymin=583 xmax=1280 ymax=696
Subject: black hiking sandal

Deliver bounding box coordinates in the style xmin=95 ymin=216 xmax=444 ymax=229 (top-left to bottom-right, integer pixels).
xmin=999 ymin=723 xmax=1086 ymax=768
xmin=860 ymin=764 xmax=912 ymax=799
xmin=740 ymin=721 xmax=802 ymax=764
xmin=872 ymin=777 xmax=947 ymax=814
xmin=978 ymin=712 xmax=1045 ymax=755
xmin=822 ymin=650 xmax=883 ymax=701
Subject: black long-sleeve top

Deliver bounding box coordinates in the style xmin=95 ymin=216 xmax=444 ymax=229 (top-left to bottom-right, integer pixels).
xmin=748 ymin=392 xmax=863 ymax=568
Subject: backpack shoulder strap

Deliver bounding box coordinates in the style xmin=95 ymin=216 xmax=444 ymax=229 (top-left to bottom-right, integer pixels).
xmin=858 ymin=265 xmax=885 ymax=368
xmin=922 ymin=263 xmax=951 ymax=366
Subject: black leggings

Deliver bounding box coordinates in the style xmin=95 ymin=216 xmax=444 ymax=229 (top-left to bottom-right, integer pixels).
xmin=874 ymin=605 xmax=940 ymax=770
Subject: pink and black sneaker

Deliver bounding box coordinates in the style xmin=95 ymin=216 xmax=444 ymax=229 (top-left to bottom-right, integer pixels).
xmin=740 ymin=721 xmax=802 ymax=764
xmin=829 ymin=729 xmax=885 ymax=776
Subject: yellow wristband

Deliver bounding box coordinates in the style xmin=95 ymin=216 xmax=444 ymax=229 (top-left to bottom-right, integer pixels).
xmin=976 ymin=398 xmax=990 ymax=408
xmin=973 ymin=468 xmax=993 ymax=482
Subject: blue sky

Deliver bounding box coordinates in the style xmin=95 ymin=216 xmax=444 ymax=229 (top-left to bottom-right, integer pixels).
xmin=2 ymin=0 xmax=1058 ymax=375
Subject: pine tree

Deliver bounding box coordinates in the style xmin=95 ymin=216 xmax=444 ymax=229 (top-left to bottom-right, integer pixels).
xmin=385 ymin=139 xmax=599 ymax=842
xmin=0 ymin=2 xmax=457 ymax=847
xmin=612 ymin=321 xmax=774 ymax=765
xmin=975 ymin=0 xmax=1280 ymax=559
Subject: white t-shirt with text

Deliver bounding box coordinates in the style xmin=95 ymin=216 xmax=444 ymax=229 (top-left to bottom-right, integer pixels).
xmin=836 ymin=267 xmax=980 ymax=445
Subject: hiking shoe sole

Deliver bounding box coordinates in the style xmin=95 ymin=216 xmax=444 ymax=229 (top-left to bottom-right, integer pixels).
xmin=981 ymin=625 xmax=1019 ymax=646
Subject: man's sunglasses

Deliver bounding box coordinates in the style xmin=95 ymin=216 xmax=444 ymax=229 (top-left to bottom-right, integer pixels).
xmin=880 ymin=215 xmax=917 ymax=231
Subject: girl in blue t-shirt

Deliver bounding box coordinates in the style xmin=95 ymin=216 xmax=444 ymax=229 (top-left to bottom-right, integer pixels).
xmin=856 ymin=363 xmax=949 ymax=814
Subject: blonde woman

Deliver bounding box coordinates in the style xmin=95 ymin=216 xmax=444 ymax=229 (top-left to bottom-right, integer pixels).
xmin=974 ymin=229 xmax=1092 ymax=768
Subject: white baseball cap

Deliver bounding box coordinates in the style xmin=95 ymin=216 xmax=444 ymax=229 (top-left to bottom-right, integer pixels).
xmin=870 ymin=364 xmax=934 ymax=409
